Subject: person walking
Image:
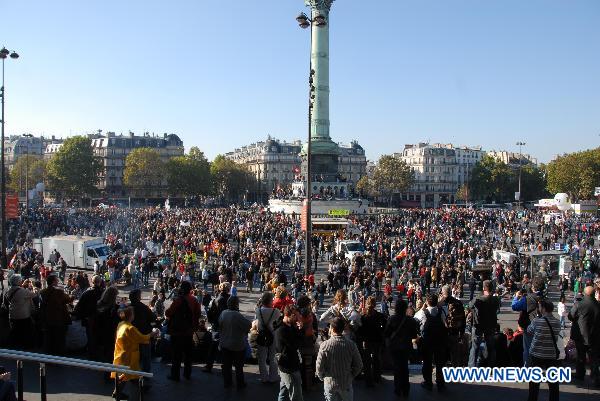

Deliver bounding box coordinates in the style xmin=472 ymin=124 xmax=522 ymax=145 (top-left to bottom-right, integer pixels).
xmin=384 ymin=299 xmax=419 ymax=398
xmin=165 ymin=281 xmax=201 ymax=381
xmin=275 ymin=304 xmax=304 ymax=401
xmin=316 ymin=317 xmax=363 ymax=401
xmin=255 ymin=292 xmax=281 ymax=384
xmin=219 ymin=296 xmax=252 ymax=389
xmin=527 ymin=299 xmax=561 ymax=401
xmin=204 ymin=282 xmax=231 ymax=373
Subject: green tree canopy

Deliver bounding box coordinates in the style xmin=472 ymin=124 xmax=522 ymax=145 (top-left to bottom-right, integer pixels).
xmin=9 ymin=155 xmax=47 ymax=193
xmin=166 ymin=147 xmax=211 ymax=197
xmin=469 ymin=155 xmax=547 ymax=202
xmin=210 ymin=155 xmax=255 ymax=202
xmin=47 ymin=136 xmax=103 ymax=199
xmin=546 ymin=148 xmax=600 ymax=201
xmin=123 ymin=148 xmax=165 ymax=198
xmin=371 ymin=154 xmax=414 ymax=206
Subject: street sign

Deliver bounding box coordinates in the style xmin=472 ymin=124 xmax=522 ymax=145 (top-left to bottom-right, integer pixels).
xmin=514 ymin=192 xmax=520 ymax=201
xmin=328 ymin=209 xmax=350 ymax=217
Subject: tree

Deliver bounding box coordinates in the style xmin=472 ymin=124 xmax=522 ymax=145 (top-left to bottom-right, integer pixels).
xmin=210 ymin=155 xmax=255 ymax=203
xmin=9 ymin=155 xmax=47 ymax=193
xmin=455 ymin=185 xmax=468 ymax=202
xmin=47 ymin=136 xmax=103 ymax=201
xmin=166 ymin=147 xmax=211 ymax=197
xmin=520 ymin=164 xmax=549 ymax=201
xmin=371 ymin=155 xmax=414 ymax=207
xmin=469 ymin=155 xmax=514 ymax=202
xmin=546 ymin=148 xmax=600 ymax=201
xmin=355 ymin=175 xmax=372 ymax=198
xmin=123 ymin=148 xmax=165 ymax=199
xmin=469 ymin=155 xmax=548 ymax=203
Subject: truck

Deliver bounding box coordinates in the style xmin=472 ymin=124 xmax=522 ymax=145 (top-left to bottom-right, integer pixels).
xmin=33 ymin=235 xmax=111 ymax=270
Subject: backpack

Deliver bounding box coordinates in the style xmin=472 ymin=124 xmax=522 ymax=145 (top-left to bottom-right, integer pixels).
xmin=256 ymin=309 xmax=276 ymax=347
xmin=422 ymin=307 xmax=447 ymax=342
xmin=206 ymin=299 xmax=219 ymax=325
xmin=167 ymin=296 xmax=192 ymax=335
xmin=446 ymin=298 xmax=466 ymax=334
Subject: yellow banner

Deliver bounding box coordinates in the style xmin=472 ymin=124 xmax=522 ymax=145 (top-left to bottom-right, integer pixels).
xmin=328 ymin=209 xmax=350 ymax=216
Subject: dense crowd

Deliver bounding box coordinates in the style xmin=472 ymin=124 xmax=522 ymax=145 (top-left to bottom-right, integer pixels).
xmin=1 ymin=206 xmax=599 ymax=401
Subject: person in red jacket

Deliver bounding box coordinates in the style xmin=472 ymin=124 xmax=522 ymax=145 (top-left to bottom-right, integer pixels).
xmin=165 ymin=281 xmax=202 ymax=381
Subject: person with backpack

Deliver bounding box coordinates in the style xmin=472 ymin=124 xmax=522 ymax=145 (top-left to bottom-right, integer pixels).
xmin=527 ymin=299 xmax=561 ymax=401
xmin=419 ymin=293 xmax=448 ymax=391
xmin=255 ymin=292 xmax=281 ymax=384
xmin=165 ymin=281 xmax=201 ymax=381
xmin=275 ymin=304 xmax=304 ymax=401
xmin=384 ymin=299 xmax=419 ymax=398
xmin=439 ymin=285 xmax=466 ymax=367
xmin=469 ymin=280 xmax=501 ymax=367
xmin=204 ymin=282 xmax=231 ymax=373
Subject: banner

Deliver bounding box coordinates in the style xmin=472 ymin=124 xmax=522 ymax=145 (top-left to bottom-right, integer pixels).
xmin=328 ymin=209 xmax=350 ymax=217
xmin=6 ymin=195 xmax=19 ymax=219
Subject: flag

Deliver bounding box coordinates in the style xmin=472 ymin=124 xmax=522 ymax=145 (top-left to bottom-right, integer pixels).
xmin=9 ymin=254 xmax=17 ymax=268
xmin=396 ymin=247 xmax=407 ymax=260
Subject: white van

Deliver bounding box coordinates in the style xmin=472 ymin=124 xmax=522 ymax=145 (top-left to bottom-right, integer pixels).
xmin=335 ymin=240 xmax=366 ymax=262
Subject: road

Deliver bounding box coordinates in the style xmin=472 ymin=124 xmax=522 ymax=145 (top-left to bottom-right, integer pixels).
xmin=2 ymin=260 xmax=600 ymax=400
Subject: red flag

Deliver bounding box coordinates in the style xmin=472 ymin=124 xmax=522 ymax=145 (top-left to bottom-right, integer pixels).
xmin=396 ymin=247 xmax=407 ymax=260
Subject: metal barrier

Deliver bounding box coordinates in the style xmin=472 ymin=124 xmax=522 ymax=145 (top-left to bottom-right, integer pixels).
xmin=0 ymin=348 xmax=153 ymax=401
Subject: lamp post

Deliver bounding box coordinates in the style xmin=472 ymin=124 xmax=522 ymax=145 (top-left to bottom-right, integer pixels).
xmin=296 ymin=11 xmax=326 ymax=277
xmin=1 ymin=47 xmax=19 ymax=270
xmin=516 ymin=141 xmax=526 ymax=207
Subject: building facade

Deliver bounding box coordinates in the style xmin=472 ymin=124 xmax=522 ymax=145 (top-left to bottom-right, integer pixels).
xmin=487 ymin=150 xmax=538 ymax=166
xmin=225 ymin=137 xmax=367 ymax=198
xmin=4 ymin=135 xmax=63 ymax=168
xmin=90 ymin=132 xmax=184 ymax=198
xmin=396 ymin=143 xmax=485 ymax=208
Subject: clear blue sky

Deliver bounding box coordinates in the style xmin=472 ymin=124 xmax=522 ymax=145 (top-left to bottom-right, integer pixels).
xmin=2 ymin=0 xmax=599 ymax=163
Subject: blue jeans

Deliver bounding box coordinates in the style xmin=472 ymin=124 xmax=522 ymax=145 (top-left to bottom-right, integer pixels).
xmin=323 ymin=381 xmax=353 ymax=401
xmin=278 ymin=370 xmax=303 ymax=401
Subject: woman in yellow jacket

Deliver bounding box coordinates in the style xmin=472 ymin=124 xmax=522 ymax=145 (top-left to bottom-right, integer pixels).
xmin=111 ymin=305 xmax=158 ymax=399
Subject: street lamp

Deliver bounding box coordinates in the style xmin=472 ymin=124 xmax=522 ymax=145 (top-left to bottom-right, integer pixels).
xmin=297 ymin=11 xmax=327 ymax=277
xmin=516 ymin=141 xmax=526 ymax=207
xmin=1 ymin=47 xmax=19 ymax=270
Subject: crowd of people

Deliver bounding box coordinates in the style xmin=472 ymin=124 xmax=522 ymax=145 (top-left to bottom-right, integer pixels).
xmin=0 ymin=205 xmax=599 ymax=401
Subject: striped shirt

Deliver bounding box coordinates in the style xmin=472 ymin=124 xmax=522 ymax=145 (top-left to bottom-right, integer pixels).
xmin=527 ymin=315 xmax=561 ymax=360
xmin=316 ymin=335 xmax=363 ymax=391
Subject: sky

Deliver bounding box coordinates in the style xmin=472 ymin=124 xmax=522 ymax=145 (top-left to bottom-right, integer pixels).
xmin=2 ymin=0 xmax=599 ymax=163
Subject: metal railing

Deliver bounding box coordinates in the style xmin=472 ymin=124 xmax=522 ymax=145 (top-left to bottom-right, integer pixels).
xmin=0 ymin=348 xmax=153 ymax=401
